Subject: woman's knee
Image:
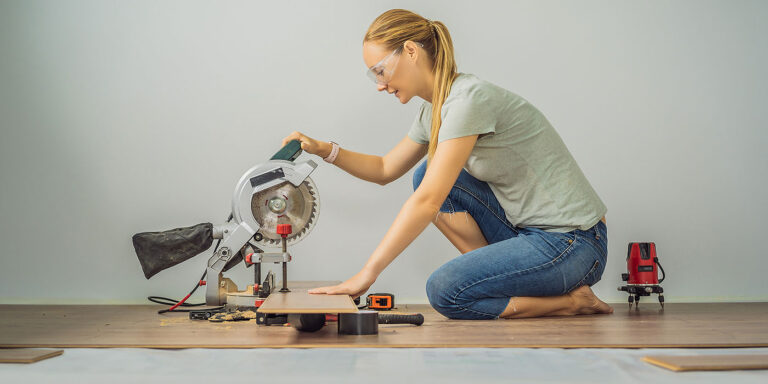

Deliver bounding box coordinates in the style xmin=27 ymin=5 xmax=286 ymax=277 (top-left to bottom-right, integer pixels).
xmin=425 ymin=270 xmax=453 ymax=313
xmin=425 ymin=267 xmax=472 ymax=319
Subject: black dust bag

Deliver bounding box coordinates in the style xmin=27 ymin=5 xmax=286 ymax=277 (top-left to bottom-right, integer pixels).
xmin=132 ymin=222 xmax=214 ymax=279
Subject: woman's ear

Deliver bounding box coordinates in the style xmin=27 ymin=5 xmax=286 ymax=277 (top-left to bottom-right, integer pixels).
xmin=404 ymin=40 xmax=420 ymax=61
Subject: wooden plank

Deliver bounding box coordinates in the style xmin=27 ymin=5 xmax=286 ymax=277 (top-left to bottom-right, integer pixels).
xmin=0 ymin=349 xmax=63 ymax=363
xmin=642 ymin=354 xmax=768 ymax=371
xmin=257 ymin=286 xmax=358 ymax=314
xmin=1 ymin=303 xmax=768 ymax=348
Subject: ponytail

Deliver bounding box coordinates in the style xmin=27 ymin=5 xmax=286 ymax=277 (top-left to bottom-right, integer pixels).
xmin=425 ymin=20 xmax=457 ymax=167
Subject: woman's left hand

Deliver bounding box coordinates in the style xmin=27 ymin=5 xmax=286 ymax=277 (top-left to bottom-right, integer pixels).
xmin=308 ymin=269 xmax=377 ymax=299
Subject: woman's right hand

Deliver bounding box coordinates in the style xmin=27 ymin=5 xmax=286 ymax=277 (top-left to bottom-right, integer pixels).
xmin=281 ymin=131 xmax=329 ymax=158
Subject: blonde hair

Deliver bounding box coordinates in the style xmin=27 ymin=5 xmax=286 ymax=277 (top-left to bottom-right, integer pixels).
xmin=364 ymin=9 xmax=458 ymax=167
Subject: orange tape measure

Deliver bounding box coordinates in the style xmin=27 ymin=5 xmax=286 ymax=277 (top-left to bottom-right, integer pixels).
xmin=365 ymin=293 xmax=395 ymax=310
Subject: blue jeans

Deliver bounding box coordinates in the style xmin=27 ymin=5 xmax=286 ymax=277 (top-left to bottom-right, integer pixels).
xmin=412 ymin=159 xmax=608 ymax=320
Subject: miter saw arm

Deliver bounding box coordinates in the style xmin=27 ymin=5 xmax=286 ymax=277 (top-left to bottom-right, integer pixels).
xmin=131 ymin=139 xmax=321 ymax=307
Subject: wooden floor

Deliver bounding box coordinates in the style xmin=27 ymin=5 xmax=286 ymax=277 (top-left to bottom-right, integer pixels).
xmin=1 ymin=303 xmax=767 ymax=348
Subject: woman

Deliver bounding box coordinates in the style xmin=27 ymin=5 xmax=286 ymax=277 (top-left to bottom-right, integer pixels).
xmin=281 ymin=9 xmax=613 ymax=320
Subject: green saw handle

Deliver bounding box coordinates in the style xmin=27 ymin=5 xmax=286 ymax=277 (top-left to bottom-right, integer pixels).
xmin=270 ymin=139 xmax=303 ymax=162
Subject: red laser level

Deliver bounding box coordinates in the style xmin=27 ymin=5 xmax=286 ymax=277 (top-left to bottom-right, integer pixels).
xmin=618 ymin=242 xmax=666 ymax=309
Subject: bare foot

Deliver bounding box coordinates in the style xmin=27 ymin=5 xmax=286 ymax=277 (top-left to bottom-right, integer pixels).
xmin=567 ymin=285 xmax=614 ymax=315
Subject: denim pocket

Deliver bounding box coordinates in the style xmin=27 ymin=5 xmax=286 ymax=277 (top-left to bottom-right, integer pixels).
xmin=521 ymin=229 xmax=577 ymax=263
xmin=541 ymin=231 xmax=576 ymax=250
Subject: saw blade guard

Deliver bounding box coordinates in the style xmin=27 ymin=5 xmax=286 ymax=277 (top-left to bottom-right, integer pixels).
xmin=231 ymin=159 xmax=320 ymax=249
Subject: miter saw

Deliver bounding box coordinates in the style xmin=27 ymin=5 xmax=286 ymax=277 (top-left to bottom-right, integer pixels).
xmin=132 ymin=140 xmax=319 ymax=309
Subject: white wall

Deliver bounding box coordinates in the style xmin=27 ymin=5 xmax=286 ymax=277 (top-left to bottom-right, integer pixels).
xmin=1 ymin=0 xmax=766 ymax=305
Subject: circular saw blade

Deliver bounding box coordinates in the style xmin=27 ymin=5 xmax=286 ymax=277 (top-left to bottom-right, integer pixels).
xmin=250 ymin=177 xmax=318 ymax=248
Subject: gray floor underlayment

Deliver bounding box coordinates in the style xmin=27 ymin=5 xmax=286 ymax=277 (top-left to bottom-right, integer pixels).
xmin=1 ymin=347 xmax=767 ymax=383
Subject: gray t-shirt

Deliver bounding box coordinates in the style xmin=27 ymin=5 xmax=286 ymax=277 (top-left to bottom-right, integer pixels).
xmin=408 ymin=72 xmax=607 ymax=233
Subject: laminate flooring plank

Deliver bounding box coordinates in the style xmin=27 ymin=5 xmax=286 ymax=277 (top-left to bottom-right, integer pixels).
xmin=257 ymin=288 xmax=357 ymax=314
xmin=642 ymin=354 xmax=768 ymax=371
xmin=0 ymin=349 xmax=63 ymax=363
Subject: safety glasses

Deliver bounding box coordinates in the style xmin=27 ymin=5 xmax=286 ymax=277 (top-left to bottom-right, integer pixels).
xmin=365 ymin=43 xmax=423 ymax=85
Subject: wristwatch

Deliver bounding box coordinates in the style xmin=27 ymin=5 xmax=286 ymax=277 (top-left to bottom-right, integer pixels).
xmin=323 ymin=141 xmax=340 ymax=164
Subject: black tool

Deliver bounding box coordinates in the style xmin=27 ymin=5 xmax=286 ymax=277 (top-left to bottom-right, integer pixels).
xmin=287 ymin=313 xmax=327 ymax=332
xmin=338 ymin=310 xmax=424 ymax=335
xmin=189 ymin=308 xmax=225 ymax=320
xmin=287 ymin=310 xmax=424 ymax=334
